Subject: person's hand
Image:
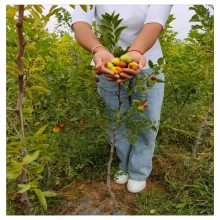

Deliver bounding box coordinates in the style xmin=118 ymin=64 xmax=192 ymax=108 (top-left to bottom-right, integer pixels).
xmin=115 ymin=51 xmax=147 ymax=84
xmin=93 ymin=47 xmax=120 ymax=80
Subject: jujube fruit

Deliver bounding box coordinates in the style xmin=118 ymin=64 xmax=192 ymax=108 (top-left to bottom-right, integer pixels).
xmin=117 ymin=60 xmax=127 ymax=68
xmin=59 ymin=123 xmax=65 ymax=129
xmin=143 ymin=103 xmax=148 ymax=108
xmin=111 ymin=66 xmax=123 ymax=74
xmin=151 ymin=75 xmax=157 ymax=81
xmin=120 ymin=55 xmax=132 ymax=63
xmin=138 ymin=105 xmax=145 ymax=111
xmin=105 ymin=62 xmax=114 ymax=69
xmin=128 ymin=62 xmax=138 ymax=70
xmin=111 ymin=57 xmax=120 ymax=66
xmin=53 ymin=127 xmax=61 ymax=133
xmin=138 ymin=103 xmax=148 ymax=111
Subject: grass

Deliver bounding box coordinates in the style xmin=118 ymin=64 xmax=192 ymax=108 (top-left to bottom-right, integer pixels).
xmin=135 ymin=144 xmax=214 ymax=215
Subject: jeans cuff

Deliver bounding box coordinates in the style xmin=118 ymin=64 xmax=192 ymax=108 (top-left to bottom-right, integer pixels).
xmin=128 ymin=175 xmax=147 ymax=181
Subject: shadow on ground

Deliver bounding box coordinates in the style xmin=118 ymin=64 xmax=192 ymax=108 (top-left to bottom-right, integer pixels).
xmin=48 ymin=178 xmax=165 ymax=215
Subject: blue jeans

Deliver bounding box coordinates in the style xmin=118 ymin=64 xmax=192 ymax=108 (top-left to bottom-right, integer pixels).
xmin=97 ymin=68 xmax=165 ymax=181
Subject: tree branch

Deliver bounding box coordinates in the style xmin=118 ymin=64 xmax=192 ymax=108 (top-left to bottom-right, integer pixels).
xmin=15 ymin=5 xmax=31 ymax=214
xmin=106 ymin=84 xmax=122 ymax=212
xmin=15 ymin=5 xmax=26 ymax=116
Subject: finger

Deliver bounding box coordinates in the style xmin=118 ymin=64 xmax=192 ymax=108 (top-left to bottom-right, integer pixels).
xmin=122 ymin=68 xmax=137 ymax=75
xmin=120 ymin=72 xmax=133 ymax=79
xmin=102 ymin=70 xmax=120 ymax=79
xmin=100 ymin=65 xmax=116 ymax=76
xmin=104 ymin=73 xmax=120 ymax=80
xmin=96 ymin=69 xmax=102 ymax=75
xmin=116 ymin=78 xmax=127 ymax=84
xmin=107 ymin=77 xmax=116 ymax=81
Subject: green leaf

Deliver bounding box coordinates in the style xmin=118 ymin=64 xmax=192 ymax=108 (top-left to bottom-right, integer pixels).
xmin=69 ymin=5 xmax=75 ymax=9
xmin=25 ymin=45 xmax=37 ymax=51
xmin=35 ymin=125 xmax=48 ymax=136
xmin=23 ymin=16 xmax=35 ymax=24
xmin=7 ymin=141 xmax=22 ymax=147
xmin=156 ymin=78 xmax=165 ymax=83
xmin=114 ymin=18 xmax=123 ymax=30
xmin=7 ymin=165 xmax=22 ymax=180
xmin=190 ymin=14 xmax=200 ymax=22
xmin=157 ymin=57 xmax=164 ymax=66
xmin=25 ymin=135 xmax=47 ymax=141
xmin=49 ymin=5 xmax=57 ymax=13
xmin=43 ymin=191 xmax=57 ymax=197
xmin=148 ymin=60 xmax=154 ymax=68
xmin=28 ymin=144 xmax=49 ymax=151
xmin=154 ymin=70 xmax=160 ymax=75
xmin=147 ymin=79 xmax=156 ymax=88
xmin=80 ymin=5 xmax=87 ymax=12
xmin=32 ymin=74 xmax=48 ymax=87
xmin=115 ymin=26 xmax=127 ymax=39
xmin=22 ymin=151 xmax=40 ymax=165
xmin=30 ymin=8 xmax=41 ymax=19
xmin=33 ymin=5 xmax=43 ymax=14
xmin=7 ymin=6 xmax=17 ymax=18
xmin=113 ymin=13 xmax=120 ymax=23
xmin=133 ymin=99 xmax=142 ymax=106
xmin=47 ymin=8 xmax=62 ymax=17
xmin=18 ymin=184 xmax=31 ymax=193
xmin=34 ymin=188 xmax=47 ymax=210
xmin=176 ymin=203 xmax=186 ymax=209
xmin=29 ymin=85 xmax=48 ymax=93
xmin=99 ymin=24 xmax=113 ymax=32
xmin=7 ymin=66 xmax=20 ymax=75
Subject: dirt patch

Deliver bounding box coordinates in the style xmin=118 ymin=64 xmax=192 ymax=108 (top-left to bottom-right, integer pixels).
xmin=48 ymin=178 xmax=165 ymax=215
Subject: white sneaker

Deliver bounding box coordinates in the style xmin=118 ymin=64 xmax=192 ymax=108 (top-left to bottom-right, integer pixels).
xmin=114 ymin=170 xmax=129 ymax=184
xmin=127 ymin=179 xmax=146 ymax=193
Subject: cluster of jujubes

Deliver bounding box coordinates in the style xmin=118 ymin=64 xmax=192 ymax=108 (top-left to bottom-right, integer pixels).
xmin=104 ymin=54 xmax=149 ymax=111
xmin=105 ymin=55 xmax=139 ymax=76
xmin=53 ymin=123 xmax=65 ymax=133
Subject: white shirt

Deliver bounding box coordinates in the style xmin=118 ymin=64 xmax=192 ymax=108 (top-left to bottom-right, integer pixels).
xmin=72 ymin=5 xmax=172 ymax=69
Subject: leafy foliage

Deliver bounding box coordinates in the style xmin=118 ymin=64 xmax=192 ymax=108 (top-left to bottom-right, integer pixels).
xmin=95 ymin=11 xmax=128 ymax=56
xmin=6 ymin=4 xmax=213 ymax=215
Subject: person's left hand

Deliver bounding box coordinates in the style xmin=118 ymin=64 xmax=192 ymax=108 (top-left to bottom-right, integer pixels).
xmin=116 ymin=51 xmax=147 ymax=84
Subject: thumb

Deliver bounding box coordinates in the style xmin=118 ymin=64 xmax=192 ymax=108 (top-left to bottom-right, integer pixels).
xmin=94 ymin=56 xmax=102 ymax=69
xmin=138 ymin=57 xmax=146 ymax=69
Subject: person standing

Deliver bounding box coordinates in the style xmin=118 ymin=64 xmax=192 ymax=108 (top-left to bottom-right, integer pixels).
xmin=72 ymin=5 xmax=172 ymax=193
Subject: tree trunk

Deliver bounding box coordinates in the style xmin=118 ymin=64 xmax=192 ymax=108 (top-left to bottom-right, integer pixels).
xmin=16 ymin=5 xmax=31 ymax=214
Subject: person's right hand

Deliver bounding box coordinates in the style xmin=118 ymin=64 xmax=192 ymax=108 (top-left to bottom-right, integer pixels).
xmin=93 ymin=47 xmax=120 ymax=80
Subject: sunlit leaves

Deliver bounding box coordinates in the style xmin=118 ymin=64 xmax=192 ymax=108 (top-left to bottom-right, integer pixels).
xmin=17 ymin=184 xmax=31 ymax=193
xmin=7 ymin=164 xmax=22 ymax=180
xmin=6 ymin=5 xmax=17 ymax=18
xmin=34 ymin=188 xmax=47 ymax=210
xmin=22 ymin=151 xmax=40 ymax=165
xmin=29 ymin=85 xmax=48 ymax=93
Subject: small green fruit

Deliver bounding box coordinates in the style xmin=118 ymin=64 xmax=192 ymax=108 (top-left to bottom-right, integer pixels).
xmin=138 ymin=105 xmax=145 ymax=111
xmin=111 ymin=58 xmax=120 ymax=66
xmin=105 ymin=62 xmax=114 ymax=69
xmin=120 ymin=55 xmax=132 ymax=63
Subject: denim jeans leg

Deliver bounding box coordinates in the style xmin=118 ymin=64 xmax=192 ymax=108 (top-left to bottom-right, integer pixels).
xmin=96 ymin=75 xmax=131 ymax=172
xmin=128 ymin=68 xmax=165 ymax=181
